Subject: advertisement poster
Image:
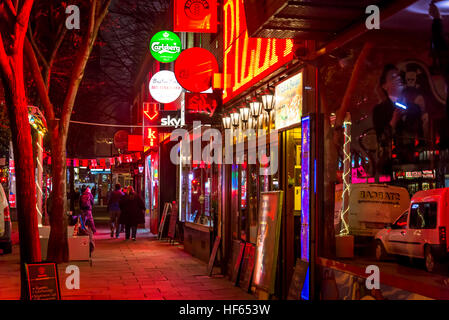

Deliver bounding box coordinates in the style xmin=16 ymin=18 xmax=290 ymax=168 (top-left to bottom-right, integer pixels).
xmin=274 ymin=72 xmax=303 ymax=130
xmin=301 ymin=116 xmax=310 ymax=262
xmin=253 ymin=191 xmax=283 ymax=294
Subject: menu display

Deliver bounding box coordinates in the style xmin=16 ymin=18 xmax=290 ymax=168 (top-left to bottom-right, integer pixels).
xmin=25 ymin=262 xmax=61 ymax=300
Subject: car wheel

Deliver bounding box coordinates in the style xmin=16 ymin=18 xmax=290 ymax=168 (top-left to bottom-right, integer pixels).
xmin=375 ymin=240 xmax=387 ymax=261
xmin=424 ymin=245 xmax=437 ymax=273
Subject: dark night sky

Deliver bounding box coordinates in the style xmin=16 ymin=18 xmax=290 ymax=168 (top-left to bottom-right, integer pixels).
xmin=67 ymin=0 xmax=170 ymax=158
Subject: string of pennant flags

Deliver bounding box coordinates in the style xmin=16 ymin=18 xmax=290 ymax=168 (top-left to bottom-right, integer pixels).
xmin=42 ymin=152 xmax=142 ymax=168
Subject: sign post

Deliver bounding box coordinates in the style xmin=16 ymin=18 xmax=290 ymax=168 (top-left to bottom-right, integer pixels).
xmin=25 ymin=262 xmax=61 ymax=300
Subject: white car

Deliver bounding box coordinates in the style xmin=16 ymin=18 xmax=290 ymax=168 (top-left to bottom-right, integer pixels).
xmin=375 ymin=188 xmax=449 ymax=272
xmin=0 ymin=184 xmax=11 ymax=254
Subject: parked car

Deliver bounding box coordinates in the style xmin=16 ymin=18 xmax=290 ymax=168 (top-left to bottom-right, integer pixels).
xmin=335 ymin=183 xmax=410 ymax=239
xmin=375 ymin=188 xmax=449 ymax=272
xmin=0 ymin=184 xmax=11 ymax=254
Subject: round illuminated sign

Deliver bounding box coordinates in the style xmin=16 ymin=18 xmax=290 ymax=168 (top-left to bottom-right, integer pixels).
xmin=149 ymin=71 xmax=183 ymax=104
xmin=174 ymin=47 xmax=218 ymax=93
xmin=150 ymin=31 xmax=182 ymax=63
xmin=184 ymin=0 xmax=211 ymax=20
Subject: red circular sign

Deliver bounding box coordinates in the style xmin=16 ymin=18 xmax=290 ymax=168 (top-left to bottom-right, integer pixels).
xmin=113 ymin=130 xmax=129 ymax=150
xmin=184 ymin=0 xmax=210 ymax=20
xmin=174 ymin=47 xmax=218 ymax=93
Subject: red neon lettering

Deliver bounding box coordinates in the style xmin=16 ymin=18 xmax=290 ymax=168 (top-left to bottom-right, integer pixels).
xmin=223 ymin=0 xmax=293 ymax=103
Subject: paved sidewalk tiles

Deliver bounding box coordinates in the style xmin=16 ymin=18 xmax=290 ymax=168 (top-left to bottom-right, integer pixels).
xmin=0 ymin=224 xmax=255 ymax=300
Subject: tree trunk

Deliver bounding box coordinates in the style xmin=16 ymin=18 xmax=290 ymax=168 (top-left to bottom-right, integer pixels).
xmin=46 ymin=131 xmax=68 ymax=262
xmin=1 ymin=56 xmax=41 ymax=300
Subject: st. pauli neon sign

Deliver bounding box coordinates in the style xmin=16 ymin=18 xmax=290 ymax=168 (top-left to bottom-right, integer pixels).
xmin=223 ymin=0 xmax=294 ymax=103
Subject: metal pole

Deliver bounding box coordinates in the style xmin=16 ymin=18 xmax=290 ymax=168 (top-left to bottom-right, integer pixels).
xmin=340 ymin=112 xmax=352 ymax=236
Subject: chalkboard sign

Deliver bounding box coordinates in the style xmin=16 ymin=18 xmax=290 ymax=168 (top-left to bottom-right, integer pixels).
xmin=207 ymin=236 xmax=221 ymax=276
xmin=239 ymin=242 xmax=256 ymax=293
xmin=167 ymin=201 xmax=178 ymax=240
xmin=253 ymin=191 xmax=283 ymax=294
xmin=158 ymin=203 xmax=171 ymax=239
xmin=231 ymin=241 xmax=245 ymax=286
xmin=287 ymin=259 xmax=309 ymax=300
xmin=25 ymin=262 xmax=61 ymax=300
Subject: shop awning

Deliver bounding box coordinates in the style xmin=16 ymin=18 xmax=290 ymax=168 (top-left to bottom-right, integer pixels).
xmin=244 ymin=0 xmax=419 ymax=42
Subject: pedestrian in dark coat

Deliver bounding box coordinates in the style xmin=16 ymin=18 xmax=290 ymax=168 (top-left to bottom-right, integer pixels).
xmin=119 ymin=186 xmax=145 ymax=240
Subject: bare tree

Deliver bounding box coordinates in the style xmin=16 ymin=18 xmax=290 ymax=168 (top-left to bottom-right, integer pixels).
xmin=0 ymin=0 xmax=41 ymax=299
xmin=25 ymin=0 xmax=111 ymax=262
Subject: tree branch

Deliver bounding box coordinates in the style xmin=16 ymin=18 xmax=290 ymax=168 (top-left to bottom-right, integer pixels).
xmin=24 ymin=37 xmax=55 ymax=121
xmin=0 ymin=34 xmax=12 ymax=78
xmin=27 ymin=23 xmax=48 ymax=68
xmin=14 ymin=0 xmax=34 ymax=49
xmin=44 ymin=20 xmax=67 ymax=90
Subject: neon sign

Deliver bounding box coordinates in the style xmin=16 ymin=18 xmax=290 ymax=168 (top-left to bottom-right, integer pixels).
xmin=144 ymin=128 xmax=158 ymax=148
xmin=223 ymin=0 xmax=294 ymax=103
xmin=143 ymin=102 xmax=159 ymax=121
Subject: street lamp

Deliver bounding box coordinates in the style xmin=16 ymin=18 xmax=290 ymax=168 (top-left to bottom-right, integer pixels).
xmin=261 ymin=88 xmax=275 ymax=113
xmin=261 ymin=88 xmax=275 ymax=129
xmin=239 ymin=106 xmax=250 ymax=129
xmin=249 ymin=97 xmax=262 ymax=121
xmin=222 ymin=116 xmax=231 ymax=129
xmin=230 ymin=112 xmax=240 ymax=128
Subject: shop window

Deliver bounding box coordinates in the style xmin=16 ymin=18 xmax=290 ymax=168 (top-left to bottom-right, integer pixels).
xmin=409 ymin=202 xmax=437 ymax=229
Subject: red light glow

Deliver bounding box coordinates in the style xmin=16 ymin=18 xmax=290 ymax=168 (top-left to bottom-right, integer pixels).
xmin=223 ymin=0 xmax=294 ymax=103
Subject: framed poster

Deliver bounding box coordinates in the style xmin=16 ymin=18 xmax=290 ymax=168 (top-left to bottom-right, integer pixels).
xmin=158 ymin=203 xmax=171 ymax=239
xmin=25 ymin=262 xmax=61 ymax=300
xmin=253 ymin=191 xmax=284 ymax=294
xmin=230 ymin=240 xmax=245 ymax=285
xmin=287 ymin=259 xmax=309 ymax=300
xmin=207 ymin=236 xmax=221 ymax=276
xmin=168 ymin=202 xmax=178 ymax=240
xmin=274 ymin=71 xmax=303 ymax=130
xmin=238 ymin=242 xmax=256 ymax=293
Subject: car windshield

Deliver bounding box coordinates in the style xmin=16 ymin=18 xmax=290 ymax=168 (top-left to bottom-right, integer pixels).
xmin=393 ymin=211 xmax=408 ymax=228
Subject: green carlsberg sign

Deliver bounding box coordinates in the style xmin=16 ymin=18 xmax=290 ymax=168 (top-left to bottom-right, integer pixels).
xmin=150 ymin=31 xmax=182 ymax=63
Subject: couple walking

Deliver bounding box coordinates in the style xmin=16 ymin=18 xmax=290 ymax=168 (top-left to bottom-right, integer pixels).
xmin=108 ymin=184 xmax=146 ymax=241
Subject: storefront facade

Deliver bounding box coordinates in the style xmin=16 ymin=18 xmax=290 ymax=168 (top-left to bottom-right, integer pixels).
xmin=218 ymin=0 xmax=323 ymax=299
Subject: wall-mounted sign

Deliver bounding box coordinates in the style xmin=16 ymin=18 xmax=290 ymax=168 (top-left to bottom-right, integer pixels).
xmin=223 ymin=0 xmax=294 ymax=103
xmin=174 ymin=0 xmax=217 ymax=33
xmin=185 ymin=93 xmax=217 ymax=116
xmin=144 ymin=127 xmax=158 ymax=148
xmin=274 ymin=72 xmax=303 ymax=130
xmin=128 ymin=135 xmax=143 ymax=152
xmin=150 ymin=31 xmax=182 ymax=63
xmin=402 ymin=170 xmax=435 ymax=179
xmin=149 ymin=71 xmax=183 ymax=104
xmin=174 ymin=47 xmax=218 ymax=93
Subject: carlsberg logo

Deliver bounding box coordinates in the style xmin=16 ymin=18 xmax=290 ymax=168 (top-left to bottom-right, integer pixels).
xmin=152 ymin=42 xmax=181 ymax=55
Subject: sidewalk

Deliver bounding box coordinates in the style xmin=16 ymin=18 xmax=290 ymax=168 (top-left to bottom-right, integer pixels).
xmin=0 ymin=223 xmax=254 ymax=300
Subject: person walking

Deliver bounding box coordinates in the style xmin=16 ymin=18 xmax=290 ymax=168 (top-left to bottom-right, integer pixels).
xmin=119 ymin=186 xmax=145 ymax=241
xmin=107 ymin=183 xmax=124 ymax=238
xmin=79 ymin=186 xmax=96 ymax=234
